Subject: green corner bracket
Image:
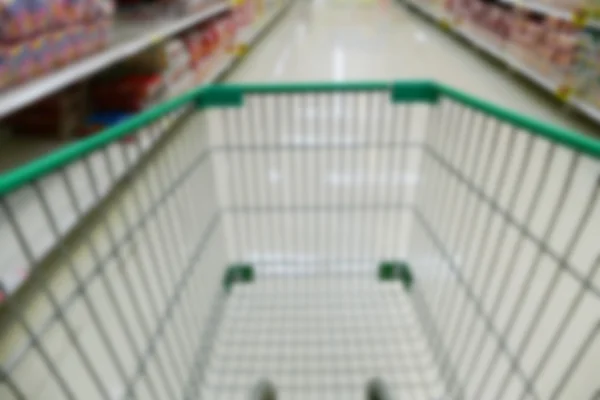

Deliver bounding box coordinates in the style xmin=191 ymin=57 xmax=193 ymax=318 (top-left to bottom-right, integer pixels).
xmin=391 ymin=81 xmax=439 ymax=104
xmin=223 ymin=263 xmax=255 ymax=291
xmin=196 ymin=85 xmax=244 ymax=109
xmin=378 ymin=260 xmax=414 ymax=291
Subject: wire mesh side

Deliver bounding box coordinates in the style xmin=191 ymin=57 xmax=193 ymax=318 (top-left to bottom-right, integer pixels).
xmin=207 ymin=91 xmax=428 ymax=276
xmin=0 ymin=110 xmax=229 ymax=400
xmin=194 ymin=90 xmax=448 ymax=399
xmin=408 ymin=97 xmax=600 ymax=400
xmin=0 ymin=107 xmax=189 ymax=298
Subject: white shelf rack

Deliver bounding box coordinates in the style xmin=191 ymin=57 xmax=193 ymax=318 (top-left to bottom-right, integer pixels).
xmin=0 ymin=2 xmax=230 ymax=119
xmin=498 ymin=0 xmax=600 ymax=29
xmin=0 ymin=1 xmax=289 ymax=302
xmin=403 ymin=0 xmax=600 ymax=125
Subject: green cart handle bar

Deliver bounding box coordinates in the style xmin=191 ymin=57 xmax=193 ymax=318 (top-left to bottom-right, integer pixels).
xmin=1 ymin=80 xmax=599 ymax=196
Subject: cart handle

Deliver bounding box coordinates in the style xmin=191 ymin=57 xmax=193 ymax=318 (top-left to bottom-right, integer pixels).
xmin=1 ymin=81 xmax=599 ymax=197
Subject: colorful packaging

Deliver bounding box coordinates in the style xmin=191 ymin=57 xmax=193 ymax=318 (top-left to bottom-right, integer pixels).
xmin=0 ymin=0 xmax=33 ymax=41
xmin=8 ymin=41 xmax=35 ymax=82
xmin=0 ymin=53 xmax=11 ymax=89
xmin=91 ymin=74 xmax=163 ymax=111
xmin=65 ymin=25 xmax=83 ymax=60
xmin=84 ymin=111 xmax=132 ymax=137
xmin=64 ymin=0 xmax=85 ymax=24
xmin=30 ymin=34 xmax=48 ymax=75
xmin=26 ymin=0 xmax=52 ymax=33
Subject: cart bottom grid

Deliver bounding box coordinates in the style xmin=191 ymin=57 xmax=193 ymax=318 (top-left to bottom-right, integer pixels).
xmin=199 ymin=276 xmax=446 ymax=400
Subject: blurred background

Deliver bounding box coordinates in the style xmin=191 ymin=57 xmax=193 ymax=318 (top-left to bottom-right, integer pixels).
xmin=0 ymin=0 xmax=599 ymax=399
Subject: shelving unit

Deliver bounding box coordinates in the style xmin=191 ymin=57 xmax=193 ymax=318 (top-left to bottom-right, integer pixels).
xmin=498 ymin=0 xmax=600 ymax=29
xmin=0 ymin=2 xmax=230 ymax=119
xmin=401 ymin=0 xmax=600 ymax=124
xmin=0 ymin=0 xmax=290 ymax=302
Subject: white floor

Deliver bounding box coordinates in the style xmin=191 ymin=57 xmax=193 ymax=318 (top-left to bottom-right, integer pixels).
xmin=228 ymin=0 xmax=598 ymax=135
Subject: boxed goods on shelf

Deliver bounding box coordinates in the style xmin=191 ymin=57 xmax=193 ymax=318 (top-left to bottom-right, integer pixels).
xmin=221 ymin=11 xmax=238 ymax=50
xmin=90 ymin=74 xmax=163 ymax=111
xmin=233 ymin=0 xmax=257 ymax=29
xmin=0 ymin=0 xmax=114 ymax=91
xmin=86 ymin=71 xmax=163 ymax=138
xmin=571 ymin=28 xmax=600 ymax=106
xmin=183 ymin=13 xmax=234 ymax=83
xmin=547 ymin=0 xmax=599 ymax=12
xmin=163 ymin=39 xmax=194 ymax=97
xmin=83 ymin=110 xmax=133 ymax=137
xmin=444 ymin=0 xmax=580 ymax=85
xmin=114 ymin=44 xmax=170 ymax=74
xmin=504 ymin=13 xmax=577 ymax=82
xmin=163 ymin=39 xmax=191 ymax=85
xmin=475 ymin=4 xmax=511 ymax=46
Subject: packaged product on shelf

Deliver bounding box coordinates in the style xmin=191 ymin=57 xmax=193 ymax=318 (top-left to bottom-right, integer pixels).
xmin=571 ymin=28 xmax=600 ymax=106
xmin=0 ymin=0 xmax=113 ymax=92
xmin=507 ymin=12 xmax=544 ymax=64
xmin=222 ymin=13 xmax=238 ymax=51
xmin=66 ymin=24 xmax=84 ymax=58
xmin=60 ymin=0 xmax=85 ymax=25
xmin=163 ymin=39 xmax=192 ymax=89
xmin=4 ymin=84 xmax=88 ymax=138
xmin=84 ymin=0 xmax=114 ymax=20
xmin=83 ymin=111 xmax=133 ymax=137
xmin=30 ymin=35 xmax=50 ymax=75
xmin=0 ymin=63 xmax=8 ymax=89
xmin=183 ymin=26 xmax=205 ymax=80
xmin=551 ymin=0 xmax=588 ymax=12
xmin=28 ymin=0 xmax=53 ymax=34
xmin=91 ymin=74 xmax=163 ymax=111
xmin=0 ymin=0 xmax=33 ymax=41
xmin=547 ymin=20 xmax=578 ymax=69
xmin=115 ymin=45 xmax=170 ymax=74
xmin=471 ymin=4 xmax=511 ymax=48
xmin=196 ymin=27 xmax=214 ymax=81
xmin=519 ymin=17 xmax=577 ymax=82
xmin=6 ymin=41 xmax=35 ymax=83
xmin=1 ymin=44 xmax=17 ymax=87
xmin=50 ymin=29 xmax=72 ymax=66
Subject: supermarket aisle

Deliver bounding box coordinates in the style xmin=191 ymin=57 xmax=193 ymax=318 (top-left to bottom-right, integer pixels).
xmin=228 ymin=0 xmax=597 ymax=134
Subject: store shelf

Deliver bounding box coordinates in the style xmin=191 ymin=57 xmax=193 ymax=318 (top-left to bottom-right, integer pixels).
xmin=498 ymin=0 xmax=600 ymax=29
xmin=0 ymin=2 xmax=229 ymax=119
xmin=402 ymin=0 xmax=600 ymax=124
xmin=0 ymin=2 xmax=289 ymax=303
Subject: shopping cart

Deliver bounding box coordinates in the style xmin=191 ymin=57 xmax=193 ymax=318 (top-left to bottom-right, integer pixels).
xmin=0 ymin=81 xmax=598 ymax=400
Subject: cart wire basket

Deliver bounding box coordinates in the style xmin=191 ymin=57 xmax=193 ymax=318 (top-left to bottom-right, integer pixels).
xmin=0 ymin=81 xmax=599 ymax=400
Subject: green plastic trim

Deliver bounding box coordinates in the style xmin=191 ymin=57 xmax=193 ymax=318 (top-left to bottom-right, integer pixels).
xmin=197 ymin=85 xmax=244 ymax=108
xmin=217 ymin=81 xmax=392 ymax=93
xmin=1 ymin=80 xmax=599 ymax=197
xmin=196 ymin=80 xmax=440 ymax=107
xmin=392 ymin=81 xmax=439 ymax=103
xmin=0 ymin=85 xmax=208 ymax=196
xmin=379 ymin=260 xmax=413 ymax=291
xmin=437 ymin=84 xmax=600 ymax=159
xmin=223 ymin=263 xmax=255 ymax=291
